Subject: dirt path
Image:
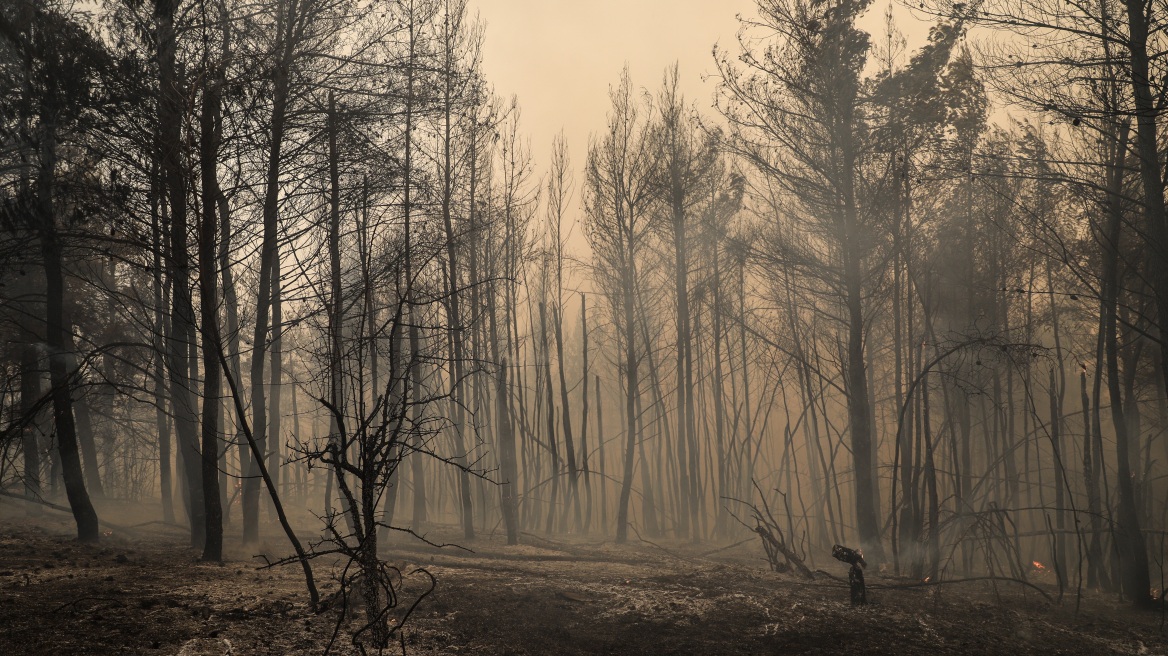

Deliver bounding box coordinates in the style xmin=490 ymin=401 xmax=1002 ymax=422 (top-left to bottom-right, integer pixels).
xmin=0 ymin=509 xmax=1163 ymax=655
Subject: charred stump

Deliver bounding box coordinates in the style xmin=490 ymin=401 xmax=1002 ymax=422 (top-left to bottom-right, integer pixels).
xmin=832 ymin=544 xmax=867 ymax=606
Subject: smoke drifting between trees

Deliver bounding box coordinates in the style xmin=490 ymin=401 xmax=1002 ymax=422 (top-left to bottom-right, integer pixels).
xmin=1 ymin=0 xmax=1165 ymax=631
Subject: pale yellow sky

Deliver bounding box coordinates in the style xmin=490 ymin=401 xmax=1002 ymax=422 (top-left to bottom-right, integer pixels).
xmin=470 ymin=0 xmax=754 ymax=182
xmin=470 ymin=0 xmax=930 ymax=200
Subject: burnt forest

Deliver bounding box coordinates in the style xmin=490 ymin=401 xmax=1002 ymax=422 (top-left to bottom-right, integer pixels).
xmin=1 ymin=0 xmax=1167 ymax=654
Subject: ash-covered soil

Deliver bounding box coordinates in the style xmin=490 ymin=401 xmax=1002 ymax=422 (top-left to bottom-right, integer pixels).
xmin=0 ymin=504 xmax=1163 ymax=655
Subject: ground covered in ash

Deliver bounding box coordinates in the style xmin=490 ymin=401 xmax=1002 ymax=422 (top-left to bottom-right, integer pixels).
xmin=0 ymin=505 xmax=1164 ymax=655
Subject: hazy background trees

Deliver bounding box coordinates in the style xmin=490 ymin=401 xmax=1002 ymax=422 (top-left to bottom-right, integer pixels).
xmin=2 ymin=0 xmax=1167 ymax=617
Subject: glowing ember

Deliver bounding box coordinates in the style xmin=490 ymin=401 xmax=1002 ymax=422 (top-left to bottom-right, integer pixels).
xmin=1032 ymin=561 xmax=1046 ymax=571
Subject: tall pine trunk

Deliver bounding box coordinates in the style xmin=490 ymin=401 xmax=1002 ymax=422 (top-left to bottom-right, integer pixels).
xmin=156 ymin=0 xmax=204 ymax=546
xmin=245 ymin=0 xmax=295 ymax=543
xmin=38 ymin=120 xmax=99 ymax=542
xmin=198 ymin=71 xmax=224 ymax=560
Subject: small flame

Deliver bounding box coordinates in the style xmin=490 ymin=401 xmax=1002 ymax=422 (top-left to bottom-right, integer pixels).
xmin=1032 ymin=561 xmax=1046 ymax=571
xmin=102 ymin=530 xmax=113 ymax=537
xmin=923 ymin=576 xmax=931 ymax=583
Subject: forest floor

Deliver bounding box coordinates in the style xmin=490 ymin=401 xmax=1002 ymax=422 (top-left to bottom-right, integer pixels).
xmin=0 ymin=501 xmax=1165 ymax=655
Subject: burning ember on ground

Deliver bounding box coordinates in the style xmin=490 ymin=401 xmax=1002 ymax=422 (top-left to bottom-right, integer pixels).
xmin=1032 ymin=561 xmax=1046 ymax=573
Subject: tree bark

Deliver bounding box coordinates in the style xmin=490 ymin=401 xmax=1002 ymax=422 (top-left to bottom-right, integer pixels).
xmin=615 ymin=256 xmax=639 ymax=544
xmin=245 ymin=0 xmax=295 ymax=543
xmin=156 ymin=0 xmax=205 ymax=548
xmin=1097 ymin=95 xmax=1150 ymax=602
xmin=20 ymin=345 xmax=42 ymax=505
xmin=198 ymin=70 xmax=224 ymax=560
xmin=38 ymin=121 xmax=99 ymax=543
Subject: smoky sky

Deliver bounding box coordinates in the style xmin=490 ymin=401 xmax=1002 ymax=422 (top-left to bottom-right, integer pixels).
xmin=472 ymin=0 xmax=931 ymax=184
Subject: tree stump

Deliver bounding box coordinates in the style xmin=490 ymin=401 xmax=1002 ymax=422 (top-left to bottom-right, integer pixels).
xmin=831 ymin=544 xmax=867 ymax=606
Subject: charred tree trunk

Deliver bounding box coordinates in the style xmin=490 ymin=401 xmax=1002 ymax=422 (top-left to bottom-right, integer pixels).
xmin=269 ymin=255 xmax=283 ymax=521
xmin=439 ymin=54 xmax=474 ymax=539
xmin=20 ymin=346 xmax=42 ymax=505
xmin=198 ymin=71 xmax=223 ymax=560
xmin=1097 ymin=119 xmax=1150 ymax=604
xmin=539 ymin=302 xmax=562 ymax=533
xmin=615 ymin=260 xmax=639 ymax=544
xmin=553 ymin=304 xmax=581 ymax=531
xmin=496 ymin=358 xmax=519 ymax=545
xmin=151 ymin=161 xmax=174 ymax=523
xmin=156 ymin=0 xmax=205 ymax=548
xmin=244 ymin=0 xmax=295 ymax=544
xmin=580 ymin=293 xmax=593 ymax=533
xmin=843 ymin=230 xmax=881 ymax=561
xmin=38 ymin=120 xmax=99 ymax=543
xmin=401 ymin=14 xmax=427 ymax=529
xmin=62 ymin=331 xmax=102 ymax=501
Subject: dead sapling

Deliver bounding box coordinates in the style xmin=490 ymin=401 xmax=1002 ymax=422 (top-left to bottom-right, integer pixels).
xmin=832 ymin=544 xmax=867 ymax=606
xmin=726 ymin=481 xmax=814 ymax=580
